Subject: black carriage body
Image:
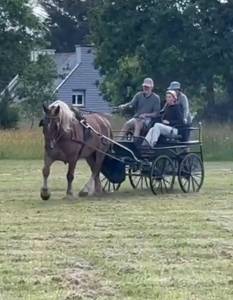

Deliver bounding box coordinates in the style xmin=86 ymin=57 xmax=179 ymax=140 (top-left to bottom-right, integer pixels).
xmin=101 ymin=156 xmax=126 ymax=184
xmin=101 ymin=125 xmax=204 ymax=194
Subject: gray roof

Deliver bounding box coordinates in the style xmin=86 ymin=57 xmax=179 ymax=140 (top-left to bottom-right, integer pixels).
xmin=1 ymin=46 xmax=97 ymax=97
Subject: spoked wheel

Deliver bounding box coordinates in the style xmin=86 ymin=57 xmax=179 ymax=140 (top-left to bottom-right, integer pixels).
xmin=150 ymin=155 xmax=175 ymax=195
xmin=100 ymin=174 xmax=121 ymax=193
xmin=128 ymin=168 xmax=150 ymax=190
xmin=178 ymin=153 xmax=204 ymax=193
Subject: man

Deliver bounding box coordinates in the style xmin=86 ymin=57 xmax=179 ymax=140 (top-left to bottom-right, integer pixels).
xmin=119 ymin=78 xmax=160 ymax=137
xmin=167 ymin=81 xmax=192 ymax=125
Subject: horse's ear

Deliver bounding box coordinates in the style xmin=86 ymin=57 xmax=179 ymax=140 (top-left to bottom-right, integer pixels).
xmin=39 ymin=119 xmax=44 ymax=127
xmin=54 ymin=105 xmax=60 ymax=116
xmin=43 ymin=103 xmax=49 ymax=114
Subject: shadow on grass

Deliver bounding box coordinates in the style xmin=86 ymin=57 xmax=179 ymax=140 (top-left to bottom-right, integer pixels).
xmin=36 ymin=187 xmax=201 ymax=207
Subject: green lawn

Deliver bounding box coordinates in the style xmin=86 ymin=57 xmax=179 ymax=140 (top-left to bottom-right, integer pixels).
xmin=0 ymin=160 xmax=233 ymax=300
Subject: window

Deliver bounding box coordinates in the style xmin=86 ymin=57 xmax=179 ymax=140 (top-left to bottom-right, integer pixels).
xmin=72 ymin=90 xmax=85 ymax=107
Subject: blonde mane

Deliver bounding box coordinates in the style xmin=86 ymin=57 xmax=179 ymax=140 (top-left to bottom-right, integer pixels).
xmin=49 ymin=100 xmax=75 ymax=132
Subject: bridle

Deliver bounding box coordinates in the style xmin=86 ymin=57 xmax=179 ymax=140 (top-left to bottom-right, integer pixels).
xmin=43 ymin=115 xmax=65 ymax=149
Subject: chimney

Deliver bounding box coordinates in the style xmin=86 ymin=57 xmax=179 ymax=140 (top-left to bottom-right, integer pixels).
xmin=75 ymin=45 xmax=82 ymax=65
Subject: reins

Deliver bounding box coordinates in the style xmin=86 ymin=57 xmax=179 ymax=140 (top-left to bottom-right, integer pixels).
xmin=78 ymin=119 xmax=140 ymax=163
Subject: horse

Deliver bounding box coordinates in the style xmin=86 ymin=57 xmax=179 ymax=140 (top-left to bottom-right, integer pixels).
xmin=39 ymin=100 xmax=112 ymax=200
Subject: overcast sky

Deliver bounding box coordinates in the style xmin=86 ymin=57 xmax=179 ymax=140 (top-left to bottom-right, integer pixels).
xmin=31 ymin=0 xmax=48 ymax=19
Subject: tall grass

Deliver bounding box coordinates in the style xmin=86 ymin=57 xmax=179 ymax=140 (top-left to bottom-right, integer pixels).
xmin=0 ymin=129 xmax=43 ymax=159
xmin=203 ymin=123 xmax=233 ymax=161
xmin=0 ymin=122 xmax=232 ymax=160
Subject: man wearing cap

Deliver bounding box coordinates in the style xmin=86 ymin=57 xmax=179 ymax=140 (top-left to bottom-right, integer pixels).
xmin=119 ymin=78 xmax=160 ymax=137
xmin=167 ymin=81 xmax=191 ymax=125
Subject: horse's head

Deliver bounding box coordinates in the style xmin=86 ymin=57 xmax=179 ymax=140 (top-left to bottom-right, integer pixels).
xmin=40 ymin=101 xmax=75 ymax=150
xmin=39 ymin=103 xmax=61 ymax=150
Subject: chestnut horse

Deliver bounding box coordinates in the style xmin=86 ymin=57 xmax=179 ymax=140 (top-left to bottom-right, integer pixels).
xmin=39 ymin=100 xmax=112 ymax=200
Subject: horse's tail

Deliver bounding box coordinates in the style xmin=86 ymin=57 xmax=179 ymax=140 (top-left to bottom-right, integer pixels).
xmin=109 ymin=124 xmax=113 ymax=140
xmin=103 ymin=117 xmax=114 ymax=152
xmin=86 ymin=112 xmax=114 ymax=153
xmin=101 ymin=114 xmax=114 ymax=153
xmin=109 ymin=127 xmax=114 ymax=152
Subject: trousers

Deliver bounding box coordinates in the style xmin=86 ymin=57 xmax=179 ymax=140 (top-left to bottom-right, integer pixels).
xmin=145 ymin=123 xmax=178 ymax=146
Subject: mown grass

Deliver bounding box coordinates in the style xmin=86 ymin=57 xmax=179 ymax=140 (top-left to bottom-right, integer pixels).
xmin=0 ymin=121 xmax=233 ymax=160
xmin=0 ymin=160 xmax=233 ymax=300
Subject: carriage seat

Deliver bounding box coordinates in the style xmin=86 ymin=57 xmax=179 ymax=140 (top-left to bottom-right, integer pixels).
xmin=140 ymin=126 xmax=192 ymax=148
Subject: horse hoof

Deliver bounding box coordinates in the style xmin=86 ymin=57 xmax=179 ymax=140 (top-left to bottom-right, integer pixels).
xmin=40 ymin=188 xmax=51 ymax=201
xmin=79 ymin=191 xmax=88 ymax=197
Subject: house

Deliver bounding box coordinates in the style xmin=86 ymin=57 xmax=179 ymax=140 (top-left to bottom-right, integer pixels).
xmin=52 ymin=45 xmax=111 ymax=113
xmin=1 ymin=45 xmax=112 ymax=113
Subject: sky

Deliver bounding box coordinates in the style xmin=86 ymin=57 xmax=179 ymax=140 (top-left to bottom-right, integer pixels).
xmin=31 ymin=1 xmax=48 ymax=19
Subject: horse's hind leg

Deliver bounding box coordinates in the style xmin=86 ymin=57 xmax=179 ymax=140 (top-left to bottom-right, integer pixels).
xmin=41 ymin=155 xmax=53 ymax=200
xmin=79 ymin=152 xmax=105 ymax=196
xmin=92 ymin=152 xmax=106 ymax=194
xmin=79 ymin=155 xmax=96 ymax=197
xmin=66 ymin=160 xmax=77 ymax=200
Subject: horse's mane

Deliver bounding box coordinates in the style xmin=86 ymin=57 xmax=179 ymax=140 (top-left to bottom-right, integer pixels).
xmin=49 ymin=100 xmax=75 ymax=132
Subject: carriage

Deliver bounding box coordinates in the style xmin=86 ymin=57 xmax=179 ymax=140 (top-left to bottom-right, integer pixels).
xmin=40 ymin=101 xmax=204 ymax=200
xmin=99 ymin=123 xmax=204 ymax=195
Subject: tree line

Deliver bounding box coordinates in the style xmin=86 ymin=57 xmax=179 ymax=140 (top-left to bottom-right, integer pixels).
xmin=0 ymin=0 xmax=233 ymax=127
xmin=0 ymin=0 xmax=56 ymax=128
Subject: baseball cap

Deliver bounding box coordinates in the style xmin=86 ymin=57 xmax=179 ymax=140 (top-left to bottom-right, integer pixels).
xmin=167 ymin=81 xmax=181 ymax=90
xmin=142 ymin=78 xmax=154 ymax=88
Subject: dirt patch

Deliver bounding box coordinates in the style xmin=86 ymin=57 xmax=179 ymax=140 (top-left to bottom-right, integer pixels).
xmin=62 ymin=259 xmax=117 ymax=300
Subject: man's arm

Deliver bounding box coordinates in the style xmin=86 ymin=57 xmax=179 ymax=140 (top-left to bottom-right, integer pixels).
xmin=119 ymin=93 xmax=138 ymax=110
xmin=141 ymin=96 xmax=161 ymax=118
xmin=142 ymin=111 xmax=159 ymax=118
xmin=180 ymin=94 xmax=190 ymax=123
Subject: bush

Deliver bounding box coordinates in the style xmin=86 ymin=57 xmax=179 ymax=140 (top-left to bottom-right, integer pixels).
xmin=0 ymin=92 xmax=19 ymax=129
xmin=0 ymin=106 xmax=19 ymax=129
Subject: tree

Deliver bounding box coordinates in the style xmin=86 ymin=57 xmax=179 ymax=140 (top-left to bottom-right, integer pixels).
xmin=182 ymin=0 xmax=233 ymax=118
xmin=90 ymin=0 xmax=233 ymax=119
xmin=0 ymin=91 xmax=19 ymax=129
xmin=0 ymin=0 xmax=44 ymax=91
xmin=39 ymin=0 xmax=97 ymax=52
xmin=17 ymin=55 xmax=57 ymax=128
xmin=90 ymin=1 xmax=190 ymax=103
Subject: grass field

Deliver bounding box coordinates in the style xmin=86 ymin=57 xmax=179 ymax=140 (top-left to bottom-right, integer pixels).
xmin=0 ymin=160 xmax=233 ymax=300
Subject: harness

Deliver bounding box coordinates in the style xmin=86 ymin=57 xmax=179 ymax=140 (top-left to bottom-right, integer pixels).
xmin=44 ymin=115 xmax=140 ymax=163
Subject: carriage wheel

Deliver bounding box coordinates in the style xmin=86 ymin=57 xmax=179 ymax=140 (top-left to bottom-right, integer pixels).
xmin=100 ymin=174 xmax=121 ymax=193
xmin=128 ymin=168 xmax=150 ymax=190
xmin=149 ymin=155 xmax=175 ymax=195
xmin=178 ymin=153 xmax=204 ymax=193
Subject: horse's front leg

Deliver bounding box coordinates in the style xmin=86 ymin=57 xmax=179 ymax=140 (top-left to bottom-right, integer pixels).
xmin=41 ymin=155 xmax=53 ymax=200
xmin=66 ymin=160 xmax=77 ymax=200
